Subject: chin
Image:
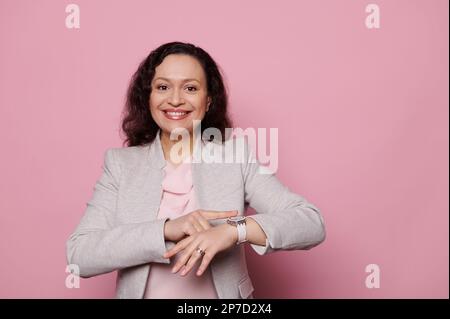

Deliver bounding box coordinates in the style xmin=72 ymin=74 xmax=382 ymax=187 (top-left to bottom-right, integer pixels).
xmin=161 ymin=124 xmax=193 ymax=136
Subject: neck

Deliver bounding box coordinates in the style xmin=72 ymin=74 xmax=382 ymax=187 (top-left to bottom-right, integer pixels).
xmin=160 ymin=130 xmax=194 ymax=164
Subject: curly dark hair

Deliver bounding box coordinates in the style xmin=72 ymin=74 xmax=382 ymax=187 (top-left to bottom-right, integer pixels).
xmin=121 ymin=41 xmax=233 ymax=147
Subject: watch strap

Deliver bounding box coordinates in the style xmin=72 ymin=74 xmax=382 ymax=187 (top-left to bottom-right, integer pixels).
xmin=236 ymin=222 xmax=247 ymax=245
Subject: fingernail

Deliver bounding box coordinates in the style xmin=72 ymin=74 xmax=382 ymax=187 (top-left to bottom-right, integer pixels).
xmin=171 ymin=267 xmax=177 ymax=273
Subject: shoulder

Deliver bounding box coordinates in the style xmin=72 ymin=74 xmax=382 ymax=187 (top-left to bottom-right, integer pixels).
xmin=108 ymin=144 xmax=149 ymax=158
xmin=220 ymin=135 xmax=274 ymax=176
xmin=103 ymin=144 xmax=150 ymax=170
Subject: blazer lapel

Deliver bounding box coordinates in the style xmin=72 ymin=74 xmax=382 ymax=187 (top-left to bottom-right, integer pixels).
xmin=141 ymin=129 xmax=231 ymax=225
xmin=130 ymin=129 xmax=166 ymax=223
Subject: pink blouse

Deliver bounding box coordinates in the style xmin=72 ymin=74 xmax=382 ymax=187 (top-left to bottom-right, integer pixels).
xmin=144 ymin=157 xmax=218 ymax=299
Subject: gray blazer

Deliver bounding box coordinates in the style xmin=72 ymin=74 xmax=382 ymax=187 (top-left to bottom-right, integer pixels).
xmin=66 ymin=129 xmax=326 ymax=299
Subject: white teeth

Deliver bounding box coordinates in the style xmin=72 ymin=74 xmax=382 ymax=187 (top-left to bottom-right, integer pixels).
xmin=166 ymin=111 xmax=187 ymax=116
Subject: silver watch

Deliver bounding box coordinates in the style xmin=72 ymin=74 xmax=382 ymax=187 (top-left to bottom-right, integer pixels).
xmin=226 ymin=216 xmax=247 ymax=245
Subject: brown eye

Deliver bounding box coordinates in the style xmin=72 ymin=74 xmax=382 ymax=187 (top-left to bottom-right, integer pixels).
xmin=186 ymin=86 xmax=197 ymax=92
xmin=157 ymin=85 xmax=168 ymax=91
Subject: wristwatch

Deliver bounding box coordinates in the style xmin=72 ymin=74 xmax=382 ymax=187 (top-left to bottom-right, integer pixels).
xmin=226 ymin=216 xmax=247 ymax=245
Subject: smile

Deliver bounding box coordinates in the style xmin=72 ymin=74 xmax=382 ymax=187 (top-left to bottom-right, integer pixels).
xmin=163 ymin=110 xmax=192 ymax=120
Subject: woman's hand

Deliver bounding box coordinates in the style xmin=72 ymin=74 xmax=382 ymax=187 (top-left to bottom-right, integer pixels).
xmin=163 ymin=223 xmax=238 ymax=277
xmin=163 ymin=209 xmax=238 ymax=242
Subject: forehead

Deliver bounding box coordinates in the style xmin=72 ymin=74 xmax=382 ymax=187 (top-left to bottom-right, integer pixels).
xmin=154 ymin=54 xmax=206 ymax=81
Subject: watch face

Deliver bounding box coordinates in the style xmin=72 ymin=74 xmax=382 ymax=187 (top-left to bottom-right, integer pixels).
xmin=227 ymin=216 xmax=246 ymax=226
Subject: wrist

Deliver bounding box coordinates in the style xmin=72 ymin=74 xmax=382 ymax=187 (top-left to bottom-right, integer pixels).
xmin=224 ymin=223 xmax=239 ymax=244
xmin=226 ymin=216 xmax=247 ymax=245
xmin=163 ymin=218 xmax=174 ymax=241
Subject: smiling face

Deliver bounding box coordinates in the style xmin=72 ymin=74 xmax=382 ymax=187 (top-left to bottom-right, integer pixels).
xmin=149 ymin=54 xmax=211 ymax=138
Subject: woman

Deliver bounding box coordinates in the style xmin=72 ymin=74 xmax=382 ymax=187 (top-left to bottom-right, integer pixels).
xmin=66 ymin=42 xmax=326 ymax=299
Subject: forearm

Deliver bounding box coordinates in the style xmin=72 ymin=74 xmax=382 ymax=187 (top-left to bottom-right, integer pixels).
xmin=66 ymin=218 xmax=170 ymax=278
xmin=246 ymin=216 xmax=267 ymax=246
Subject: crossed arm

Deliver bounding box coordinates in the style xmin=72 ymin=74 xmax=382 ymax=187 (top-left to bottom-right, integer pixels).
xmin=66 ymin=142 xmax=325 ymax=278
xmin=162 ymin=210 xmax=268 ymax=276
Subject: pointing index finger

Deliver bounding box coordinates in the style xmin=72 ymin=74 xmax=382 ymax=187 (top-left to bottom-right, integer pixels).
xmin=201 ymin=210 xmax=238 ymax=220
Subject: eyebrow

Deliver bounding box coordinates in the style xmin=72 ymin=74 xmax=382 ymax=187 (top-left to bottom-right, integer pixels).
xmin=153 ymin=77 xmax=201 ymax=84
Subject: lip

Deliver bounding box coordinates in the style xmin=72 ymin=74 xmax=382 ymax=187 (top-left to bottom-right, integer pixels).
xmin=162 ymin=109 xmax=192 ymax=120
xmin=163 ymin=108 xmax=192 ymax=113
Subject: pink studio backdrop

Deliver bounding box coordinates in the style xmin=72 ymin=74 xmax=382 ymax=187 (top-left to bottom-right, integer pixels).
xmin=0 ymin=0 xmax=448 ymax=298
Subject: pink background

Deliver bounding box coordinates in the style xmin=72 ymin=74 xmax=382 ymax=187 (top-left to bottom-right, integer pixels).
xmin=0 ymin=0 xmax=448 ymax=298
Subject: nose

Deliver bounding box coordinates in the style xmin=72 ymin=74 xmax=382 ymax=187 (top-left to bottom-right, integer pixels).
xmin=167 ymin=88 xmax=184 ymax=106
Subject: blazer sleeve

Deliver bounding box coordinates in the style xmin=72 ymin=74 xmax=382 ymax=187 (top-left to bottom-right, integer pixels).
xmin=66 ymin=148 xmax=170 ymax=278
xmin=241 ymin=140 xmax=326 ymax=255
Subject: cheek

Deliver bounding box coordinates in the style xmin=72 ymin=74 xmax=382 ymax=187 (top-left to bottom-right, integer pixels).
xmin=149 ymin=94 xmax=164 ymax=112
xmin=149 ymin=96 xmax=162 ymax=120
xmin=189 ymin=95 xmax=208 ymax=111
xmin=191 ymin=103 xmax=207 ymax=118
xmin=149 ymin=93 xmax=158 ymax=107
